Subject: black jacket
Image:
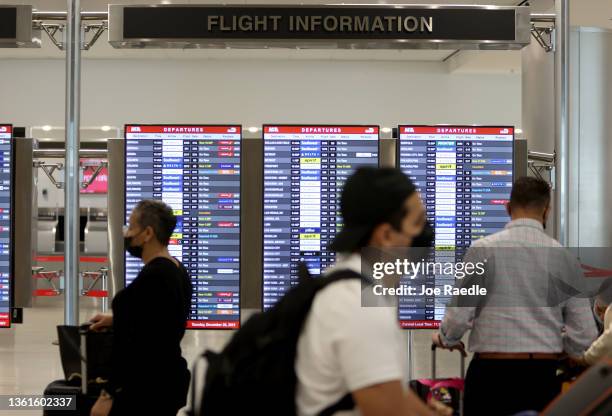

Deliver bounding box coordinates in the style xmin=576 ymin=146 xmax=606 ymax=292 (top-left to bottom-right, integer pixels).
xmin=108 ymin=257 xmax=192 ymax=415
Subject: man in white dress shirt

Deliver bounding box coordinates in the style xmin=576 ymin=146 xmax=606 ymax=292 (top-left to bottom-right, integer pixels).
xmin=295 ymin=167 xmax=444 ymax=416
xmin=435 ymin=177 xmax=598 ymax=415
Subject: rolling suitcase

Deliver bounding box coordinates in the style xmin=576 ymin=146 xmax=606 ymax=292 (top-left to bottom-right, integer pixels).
xmin=43 ymin=324 xmax=111 ymax=415
xmin=409 ymin=343 xmax=465 ymax=416
xmin=542 ymin=358 xmax=612 ymax=416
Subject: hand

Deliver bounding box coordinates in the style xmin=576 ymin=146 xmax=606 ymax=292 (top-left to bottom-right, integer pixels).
xmin=90 ymin=394 xmax=113 ymax=416
xmin=432 ymin=333 xmax=467 ymax=357
xmin=568 ymin=355 xmax=588 ymax=368
xmin=432 ymin=332 xmax=444 ymax=347
xmin=89 ymin=314 xmax=113 ymax=331
xmin=428 ymin=398 xmax=453 ymax=416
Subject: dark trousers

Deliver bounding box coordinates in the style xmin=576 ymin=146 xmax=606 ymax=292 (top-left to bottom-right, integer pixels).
xmin=109 ymin=368 xmax=190 ymax=416
xmin=463 ymin=358 xmax=561 ymax=416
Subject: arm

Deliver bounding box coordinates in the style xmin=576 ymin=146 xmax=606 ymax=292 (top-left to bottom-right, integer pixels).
xmin=438 ymin=245 xmax=485 ymax=347
xmin=353 ymin=381 xmax=440 ymax=416
xmin=562 ymin=295 xmax=598 ymax=357
xmin=104 ymin=271 xmax=169 ymax=395
xmin=89 ymin=313 xmax=113 ymax=331
xmin=324 ymin=288 xmax=437 ymax=416
xmin=584 ymin=306 xmax=612 ymax=365
xmin=439 ymin=306 xmax=474 ymax=348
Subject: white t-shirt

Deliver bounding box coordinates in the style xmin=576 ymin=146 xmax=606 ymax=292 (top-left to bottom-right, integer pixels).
xmin=295 ymin=254 xmax=407 ymax=416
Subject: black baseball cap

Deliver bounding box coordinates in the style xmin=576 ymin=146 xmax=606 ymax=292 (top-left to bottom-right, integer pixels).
xmin=330 ymin=167 xmax=417 ymax=253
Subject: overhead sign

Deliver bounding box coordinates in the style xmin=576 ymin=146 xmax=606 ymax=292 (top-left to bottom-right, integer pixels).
xmin=109 ymin=5 xmax=531 ymax=50
xmin=0 ymin=5 xmax=40 ymax=48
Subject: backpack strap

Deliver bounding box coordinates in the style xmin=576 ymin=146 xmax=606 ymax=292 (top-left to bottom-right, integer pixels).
xmin=322 ymin=269 xmax=365 ymax=285
xmin=318 ymin=393 xmax=355 ymax=416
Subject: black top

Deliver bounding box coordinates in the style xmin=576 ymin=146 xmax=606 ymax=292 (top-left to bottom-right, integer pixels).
xmin=108 ymin=257 xmax=192 ymax=403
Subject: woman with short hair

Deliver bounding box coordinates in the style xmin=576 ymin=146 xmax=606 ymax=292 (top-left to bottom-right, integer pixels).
xmin=90 ymin=199 xmax=192 ymax=416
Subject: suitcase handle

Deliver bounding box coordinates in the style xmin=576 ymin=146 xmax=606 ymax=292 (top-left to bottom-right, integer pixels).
xmin=431 ymin=343 xmax=466 ymax=380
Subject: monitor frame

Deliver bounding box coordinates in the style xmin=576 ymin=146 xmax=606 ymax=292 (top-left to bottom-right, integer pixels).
xmin=396 ymin=124 xmax=515 ymax=329
xmin=261 ymin=123 xmax=381 ymax=311
xmin=0 ymin=124 xmax=13 ymax=329
xmin=123 ymin=123 xmax=243 ymax=330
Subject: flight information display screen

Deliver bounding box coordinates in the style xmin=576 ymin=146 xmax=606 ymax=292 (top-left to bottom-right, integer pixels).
xmin=398 ymin=126 xmax=514 ymax=329
xmin=125 ymin=125 xmax=241 ymax=329
xmin=263 ymin=125 xmax=379 ymax=310
xmin=0 ymin=125 xmax=12 ymax=328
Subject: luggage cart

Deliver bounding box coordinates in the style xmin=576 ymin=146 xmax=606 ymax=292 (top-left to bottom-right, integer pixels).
xmin=80 ymin=267 xmax=109 ymax=313
xmin=32 ymin=266 xmax=63 ymax=297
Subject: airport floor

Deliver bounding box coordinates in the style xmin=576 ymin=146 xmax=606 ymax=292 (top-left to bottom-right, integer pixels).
xmin=0 ymin=298 xmax=467 ymax=416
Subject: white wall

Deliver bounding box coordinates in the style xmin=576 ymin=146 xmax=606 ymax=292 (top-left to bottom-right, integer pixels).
xmin=2 ymin=58 xmax=521 ymax=212
xmin=0 ymin=59 xmax=521 ymax=129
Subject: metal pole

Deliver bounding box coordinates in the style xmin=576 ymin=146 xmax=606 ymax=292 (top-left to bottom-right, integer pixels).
xmin=554 ymin=0 xmax=570 ymax=246
xmin=64 ymin=0 xmax=81 ymax=325
xmin=101 ymin=268 xmax=109 ymax=313
xmin=33 ymin=11 xmax=108 ymax=21
xmin=530 ymin=13 xmax=556 ymax=23
xmin=33 ymin=149 xmax=108 ymax=159
xmin=407 ymin=331 xmax=414 ymax=381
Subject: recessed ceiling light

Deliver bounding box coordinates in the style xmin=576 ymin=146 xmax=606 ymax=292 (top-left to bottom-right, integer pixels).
xmin=516 ymin=128 xmax=523 ymax=134
xmin=42 ymin=125 xmax=52 ymax=131
xmin=248 ymin=127 xmax=259 ymax=133
xmin=381 ymin=127 xmax=392 ymax=133
xmin=100 ymin=125 xmax=111 ymax=132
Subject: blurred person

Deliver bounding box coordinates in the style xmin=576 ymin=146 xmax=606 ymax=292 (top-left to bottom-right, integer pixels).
xmin=89 ymin=199 xmax=192 ymax=416
xmin=579 ymin=278 xmax=612 ymax=365
xmin=433 ymin=177 xmax=598 ymax=415
xmin=295 ymin=167 xmax=446 ymax=416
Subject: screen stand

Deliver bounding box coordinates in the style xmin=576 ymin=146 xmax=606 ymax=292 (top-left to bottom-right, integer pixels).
xmin=407 ymin=330 xmax=414 ymax=381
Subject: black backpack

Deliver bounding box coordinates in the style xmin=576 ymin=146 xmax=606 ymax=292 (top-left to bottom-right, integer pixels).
xmin=195 ymin=263 xmax=364 ymax=416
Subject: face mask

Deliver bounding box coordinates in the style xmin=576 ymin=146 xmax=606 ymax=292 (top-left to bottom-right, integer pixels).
xmin=411 ymin=221 xmax=435 ymax=248
xmin=124 ymin=231 xmax=144 ymax=259
xmin=594 ymin=303 xmax=605 ymax=326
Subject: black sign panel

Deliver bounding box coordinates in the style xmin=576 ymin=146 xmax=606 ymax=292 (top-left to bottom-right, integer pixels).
xmin=0 ymin=8 xmax=17 ymax=39
xmin=123 ymin=7 xmax=516 ymax=41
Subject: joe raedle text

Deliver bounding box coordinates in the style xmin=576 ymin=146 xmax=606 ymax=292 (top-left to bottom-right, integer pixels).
xmin=372 ymin=284 xmax=487 ymax=297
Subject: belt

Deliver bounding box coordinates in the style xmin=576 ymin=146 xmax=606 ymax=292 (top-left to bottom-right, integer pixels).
xmin=474 ymin=352 xmax=562 ymax=360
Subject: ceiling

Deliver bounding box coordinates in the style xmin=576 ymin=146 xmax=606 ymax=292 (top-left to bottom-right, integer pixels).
xmin=1 ymin=0 xmax=611 ymax=71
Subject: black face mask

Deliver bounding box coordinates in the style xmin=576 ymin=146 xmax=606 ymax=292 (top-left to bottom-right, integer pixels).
xmin=124 ymin=232 xmax=144 ymax=259
xmin=411 ymin=221 xmax=435 ymax=248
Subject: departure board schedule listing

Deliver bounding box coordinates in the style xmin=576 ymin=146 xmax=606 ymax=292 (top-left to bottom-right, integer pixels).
xmin=398 ymin=126 xmax=514 ymax=329
xmin=0 ymin=125 xmax=11 ymax=328
xmin=263 ymin=125 xmax=379 ymax=310
xmin=125 ymin=125 xmax=241 ymax=329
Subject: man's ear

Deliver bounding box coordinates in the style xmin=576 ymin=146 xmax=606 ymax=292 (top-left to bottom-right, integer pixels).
xmin=143 ymin=225 xmax=155 ymax=243
xmin=370 ymin=223 xmax=392 ymax=247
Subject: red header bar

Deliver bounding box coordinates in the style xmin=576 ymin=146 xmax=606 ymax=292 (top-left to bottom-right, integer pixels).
xmin=400 ymin=126 xmax=513 ymax=136
xmin=400 ymin=320 xmax=440 ymax=329
xmin=0 ymin=125 xmax=11 ymax=134
xmin=264 ymin=126 xmax=378 ymax=135
xmin=0 ymin=313 xmax=10 ymax=328
xmin=35 ymin=255 xmax=108 ymax=263
xmin=126 ymin=125 xmax=241 ymax=135
xmin=187 ymin=320 xmax=240 ymax=329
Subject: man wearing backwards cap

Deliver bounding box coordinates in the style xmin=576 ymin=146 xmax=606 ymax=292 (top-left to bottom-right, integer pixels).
xmin=295 ymin=167 xmax=443 ymax=416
